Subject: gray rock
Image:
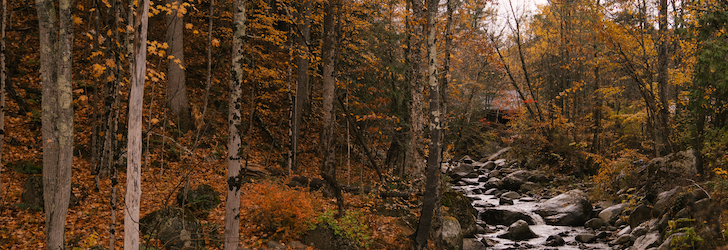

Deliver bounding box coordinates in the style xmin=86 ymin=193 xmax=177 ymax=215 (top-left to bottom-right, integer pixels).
xmin=499 ymin=220 xmax=538 ymax=240
xmin=631 ymin=222 xmax=650 ymax=238
xmin=483 ymin=177 xmax=503 ymax=189
xmin=502 ymin=170 xmax=530 ymax=191
xmin=443 ymin=191 xmax=479 ymax=237
xmin=653 ymin=186 xmax=682 ymax=217
xmin=439 ymin=216 xmax=464 ymax=250
xmin=501 ymin=191 xmax=520 ymax=199
xmin=610 ymin=234 xmax=632 ymax=246
xmin=631 ymin=232 xmax=660 ymax=250
xmin=139 ymin=206 xmax=203 ymax=250
xmin=656 ymin=233 xmax=685 ymax=250
xmin=450 ymin=163 xmax=475 ymax=179
xmin=481 ymin=208 xmax=535 ymax=225
xmin=519 ymin=182 xmax=541 ymax=192
xmin=527 ymin=173 xmax=551 ymax=183
xmin=545 ymin=235 xmax=565 ymax=246
xmin=585 ymin=217 xmax=608 ymax=229
xmin=575 ymin=233 xmax=596 ymax=243
xmin=463 ymin=238 xmax=487 ymax=250
xmin=483 ymin=161 xmax=496 ymax=170
xmin=176 ymin=184 xmax=220 ymax=217
xmin=483 ymin=188 xmax=498 ymax=195
xmin=534 ymin=190 xmax=593 ymax=226
xmin=599 ymin=203 xmax=626 ymax=225
xmin=617 ymin=226 xmax=632 ymax=237
xmin=629 ymin=204 xmax=653 ymax=229
xmin=641 ymin=150 xmax=697 ymax=193
xmin=499 ymin=197 xmax=514 ymax=205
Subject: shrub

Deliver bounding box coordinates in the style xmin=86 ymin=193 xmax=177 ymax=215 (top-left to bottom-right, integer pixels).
xmin=311 ymin=209 xmax=374 ymax=248
xmin=240 ymin=180 xmax=320 ymax=241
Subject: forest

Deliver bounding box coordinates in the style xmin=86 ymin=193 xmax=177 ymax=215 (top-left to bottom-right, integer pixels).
xmin=1 ymin=0 xmax=728 ymax=249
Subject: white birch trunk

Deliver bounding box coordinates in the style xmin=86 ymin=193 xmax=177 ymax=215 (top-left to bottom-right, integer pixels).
xmin=125 ymin=0 xmax=150 ymax=247
xmin=224 ymin=0 xmax=246 ymax=248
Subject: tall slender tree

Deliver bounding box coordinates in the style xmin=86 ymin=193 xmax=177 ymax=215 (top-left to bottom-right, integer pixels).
xmin=37 ymin=0 xmax=74 ymax=247
xmin=320 ymin=0 xmax=344 ymax=216
xmin=166 ymin=0 xmax=192 ymax=131
xmin=0 ymin=0 xmax=5 ymax=201
xmin=291 ymin=0 xmax=311 ymax=171
xmin=125 ymin=0 xmax=150 ymax=247
xmin=407 ymin=0 xmax=426 ymax=189
xmin=415 ymin=0 xmax=442 ymax=248
xmin=224 ymin=0 xmax=246 ymax=247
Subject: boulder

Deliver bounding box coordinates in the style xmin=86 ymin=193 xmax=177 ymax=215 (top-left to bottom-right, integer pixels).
xmin=610 ymin=234 xmax=632 ymax=246
xmin=140 ymin=206 xmax=203 ymax=250
xmin=599 ymin=203 xmax=626 ymax=225
xmin=500 ymin=191 xmax=520 ymax=200
xmin=544 ymin=235 xmax=565 ymax=246
xmin=499 ymin=197 xmax=514 ymax=205
xmin=176 ymin=184 xmax=220 ymax=217
xmin=303 ymin=223 xmax=360 ymax=250
xmin=629 ymin=204 xmax=653 ymax=229
xmin=652 ymin=186 xmax=682 ymax=218
xmin=585 ymin=217 xmax=608 ymax=230
xmin=527 ymin=173 xmax=551 ymax=183
xmin=480 ymin=208 xmax=535 ymax=225
xmin=449 ymin=164 xmax=475 ymax=180
xmin=631 ymin=232 xmax=660 ymax=250
xmin=519 ymin=182 xmax=541 ymax=192
xmin=439 ymin=216 xmax=463 ymax=250
xmin=642 ymin=150 xmax=698 ymax=193
xmin=462 ymin=238 xmax=487 ymax=250
xmin=575 ymin=233 xmax=596 ymax=243
xmin=483 ymin=178 xmax=503 ymax=189
xmin=534 ymin=190 xmax=592 ymax=226
xmin=443 ymin=191 xmax=478 ymax=237
xmin=498 ymin=220 xmax=538 ymax=241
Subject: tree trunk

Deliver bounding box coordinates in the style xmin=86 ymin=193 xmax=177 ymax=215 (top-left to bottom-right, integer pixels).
xmin=125 ymin=0 xmax=150 ymax=247
xmin=656 ymin=0 xmax=673 ymax=155
xmin=224 ymin=0 xmax=246 ymax=248
xmin=166 ymin=0 xmax=191 ymax=131
xmin=321 ymin=0 xmax=344 ymax=216
xmin=292 ymin=0 xmax=311 ymax=171
xmin=0 ymin=0 xmax=5 ymax=201
xmin=407 ymin=0 xmax=426 ymax=190
xmin=38 ymin=0 xmax=74 ymax=247
xmin=415 ymin=0 xmax=441 ymax=248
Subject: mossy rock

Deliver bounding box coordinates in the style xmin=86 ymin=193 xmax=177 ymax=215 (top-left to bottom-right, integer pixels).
xmin=442 ymin=190 xmax=478 ymax=237
xmin=140 ymin=206 xmax=203 ymax=250
xmin=176 ymin=184 xmax=220 ymax=217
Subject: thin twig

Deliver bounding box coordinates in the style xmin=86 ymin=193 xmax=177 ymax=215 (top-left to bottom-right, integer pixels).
xmin=687 ymin=178 xmax=711 ymax=200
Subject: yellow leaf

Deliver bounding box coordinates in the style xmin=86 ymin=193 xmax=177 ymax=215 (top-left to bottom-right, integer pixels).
xmin=151 ymin=118 xmax=160 ymax=125
xmin=185 ymin=23 xmax=193 ymax=29
xmin=193 ymin=30 xmax=199 ymax=35
xmin=212 ymin=38 xmax=220 ymax=47
xmin=117 ymin=134 xmax=123 ymax=141
xmin=78 ymin=95 xmax=88 ymax=102
xmin=74 ymin=16 xmax=83 ymax=25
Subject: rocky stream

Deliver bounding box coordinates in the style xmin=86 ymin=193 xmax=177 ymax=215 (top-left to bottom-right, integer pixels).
xmin=444 ymin=148 xmax=724 ymax=250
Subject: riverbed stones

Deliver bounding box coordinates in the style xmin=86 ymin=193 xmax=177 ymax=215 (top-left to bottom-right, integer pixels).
xmin=501 ymin=191 xmax=520 ymax=199
xmin=462 ymin=238 xmax=487 ymax=250
xmin=499 ymin=220 xmax=538 ymax=240
xmin=534 ymin=189 xmax=592 ymax=226
xmin=653 ymin=186 xmax=682 ymax=217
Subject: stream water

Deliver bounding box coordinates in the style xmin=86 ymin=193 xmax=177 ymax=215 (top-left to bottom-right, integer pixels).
xmin=452 ymin=175 xmax=614 ymax=249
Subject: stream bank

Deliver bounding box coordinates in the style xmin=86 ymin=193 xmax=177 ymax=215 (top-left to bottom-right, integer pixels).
xmin=444 ymin=148 xmax=726 ymax=250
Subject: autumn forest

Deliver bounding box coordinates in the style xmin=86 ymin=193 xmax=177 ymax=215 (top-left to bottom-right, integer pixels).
xmin=1 ymin=0 xmax=728 ymax=249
